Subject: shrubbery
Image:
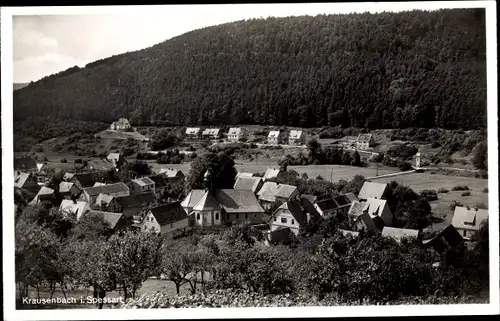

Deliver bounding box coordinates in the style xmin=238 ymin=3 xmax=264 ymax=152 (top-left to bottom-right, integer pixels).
xmin=461 ymin=191 xmax=471 ymax=197
xmin=452 ymin=185 xmax=470 ymax=191
xmin=437 ymin=188 xmax=449 ymax=193
xmin=420 ymin=189 xmax=438 ymax=202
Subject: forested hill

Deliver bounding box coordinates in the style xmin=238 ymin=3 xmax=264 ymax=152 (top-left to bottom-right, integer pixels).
xmin=13 ymin=9 xmax=486 ymax=130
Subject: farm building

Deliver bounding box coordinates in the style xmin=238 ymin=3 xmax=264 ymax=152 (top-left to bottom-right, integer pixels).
xmin=227 ymin=127 xmax=246 ymax=142
xmin=131 ymin=177 xmax=155 ymax=195
xmin=140 ymin=202 xmax=189 ymax=235
xmin=358 ymin=182 xmax=388 ymax=200
xmin=288 ymin=130 xmax=305 ymax=145
xmin=59 ymin=199 xmax=90 ymax=221
xmin=233 ymin=176 xmax=264 ymax=194
xmin=267 ymin=130 xmax=285 ymax=145
xmin=110 ymin=118 xmax=131 ymax=131
xmin=185 ymin=127 xmax=201 ymax=140
xmin=381 ymin=227 xmax=420 ymax=243
xmin=202 ymin=128 xmax=221 ymax=140
xmin=451 ymin=206 xmax=488 ymax=240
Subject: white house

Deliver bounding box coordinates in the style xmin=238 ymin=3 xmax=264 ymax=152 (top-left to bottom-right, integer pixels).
xmin=267 ymin=130 xmax=284 ymax=145
xmin=451 ymin=206 xmax=488 ymax=240
xmin=185 ymin=127 xmax=201 ymax=140
xmin=110 ymin=118 xmax=131 ymax=131
xmin=140 ymin=201 xmax=189 ymax=235
xmin=269 ymin=198 xmax=321 ymax=236
xmin=201 ymin=128 xmax=221 ymax=140
xmin=358 ymin=182 xmax=388 ymax=200
xmin=288 ymin=130 xmax=305 ymax=145
xmin=356 ymin=134 xmax=375 ymax=150
xmin=131 ymin=177 xmax=155 ymax=195
xmin=59 ymin=199 xmax=90 ymax=221
xmin=227 ymin=128 xmax=246 ymax=142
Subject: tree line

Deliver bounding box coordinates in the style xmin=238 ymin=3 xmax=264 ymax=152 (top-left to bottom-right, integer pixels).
xmin=14 ymin=9 xmax=486 ymax=131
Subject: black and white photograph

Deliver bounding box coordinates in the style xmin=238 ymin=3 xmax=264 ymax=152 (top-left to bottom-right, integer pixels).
xmin=1 ymin=1 xmax=498 ymax=319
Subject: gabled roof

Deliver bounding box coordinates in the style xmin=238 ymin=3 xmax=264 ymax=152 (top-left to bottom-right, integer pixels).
xmin=185 ymin=127 xmax=201 ymax=135
xmin=263 ymin=168 xmax=282 ymax=181
xmin=14 ymin=172 xmax=31 ymax=188
xmin=257 ymin=181 xmax=280 ymax=202
xmin=234 ymin=176 xmax=263 ymax=193
xmin=344 ymin=192 xmax=359 ymax=203
xmin=316 ymin=198 xmax=339 ymax=212
xmin=348 ymin=201 xmax=365 ymax=217
xmin=63 ymin=172 xmax=75 ymax=181
xmin=452 ymin=206 xmax=488 ymax=231
xmin=96 ymin=193 xmax=114 ymax=207
xmin=302 ymin=194 xmax=318 ymax=204
xmin=149 ymin=175 xmax=168 ymax=188
xmin=358 ymin=182 xmax=387 ymax=200
xmin=228 ymin=128 xmax=244 ymax=135
xmin=88 ymin=210 xmax=124 ymax=229
xmin=149 ymin=202 xmax=188 ymax=226
xmin=275 ymin=184 xmax=298 ymax=199
xmin=202 ymin=128 xmax=220 ymax=135
xmin=113 ymin=193 xmax=155 ymax=208
xmin=357 ymin=133 xmax=373 ymax=142
xmin=59 ymin=200 xmax=89 ymax=216
xmin=193 ymin=191 xmax=221 ymax=211
xmin=381 ymin=227 xmax=420 ymax=242
xmin=159 ymin=168 xmax=184 ymax=178
xmin=132 ymin=177 xmax=155 ymax=186
xmin=59 ymin=181 xmax=78 ymax=193
xmin=268 ymin=130 xmax=281 ymax=138
xmin=362 ymin=198 xmax=389 ymax=218
xmin=289 ymin=130 xmax=303 ymax=139
xmin=115 ymin=118 xmax=131 ymax=126
xmin=73 ymin=171 xmax=121 ymax=188
xmin=275 ymin=200 xmax=308 ymax=226
xmin=214 ymin=189 xmax=265 ymax=213
xmin=237 ymin=172 xmax=254 ymax=178
xmin=83 ymin=182 xmax=129 ymax=197
xmin=422 ymin=224 xmax=463 ymax=247
xmin=107 ymin=153 xmax=122 ymax=161
xmin=181 ymin=189 xmax=206 ymax=208
xmin=93 ymin=182 xmax=106 ymax=187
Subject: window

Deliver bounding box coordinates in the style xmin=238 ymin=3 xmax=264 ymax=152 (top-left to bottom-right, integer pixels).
xmin=215 ymin=212 xmax=219 ymax=220
xmin=197 ymin=213 xmax=200 ymax=220
xmin=291 ymin=219 xmax=295 ymax=225
xmin=281 ymin=217 xmax=287 ymax=223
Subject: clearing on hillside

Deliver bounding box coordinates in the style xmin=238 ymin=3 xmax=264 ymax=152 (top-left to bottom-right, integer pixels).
xmin=96 ymin=130 xmax=150 ymax=141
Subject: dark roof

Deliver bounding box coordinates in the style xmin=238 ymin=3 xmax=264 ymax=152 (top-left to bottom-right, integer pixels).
xmin=149 ymin=175 xmax=168 ymax=188
xmin=214 ymin=189 xmax=265 ymax=213
xmin=73 ymin=171 xmax=121 ymax=188
xmin=334 ymin=195 xmax=349 ymax=207
xmin=88 ymin=210 xmax=124 ymax=229
xmin=301 ymin=194 xmax=318 ymax=203
xmin=83 ymin=182 xmax=129 ymax=196
xmin=113 ymin=193 xmax=155 ymax=208
xmin=149 ymin=201 xmax=187 ymax=226
xmin=422 ymin=225 xmax=463 ymax=248
xmin=316 ymin=198 xmax=338 ymax=211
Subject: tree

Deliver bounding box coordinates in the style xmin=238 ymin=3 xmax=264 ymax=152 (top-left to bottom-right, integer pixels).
xmin=122 ymin=160 xmax=152 ymax=179
xmin=186 ymin=152 xmax=237 ymax=191
xmin=108 ymin=231 xmax=163 ymax=299
xmin=70 ymin=211 xmax=113 ymax=240
xmin=159 ymin=239 xmax=200 ymax=295
xmin=351 ymin=150 xmax=361 ymax=167
xmin=341 ymin=174 xmax=365 ymax=195
xmin=472 ymin=141 xmax=487 ymax=170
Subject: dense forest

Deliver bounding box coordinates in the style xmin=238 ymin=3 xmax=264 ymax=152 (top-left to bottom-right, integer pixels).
xmin=14 ymin=9 xmax=486 ymax=130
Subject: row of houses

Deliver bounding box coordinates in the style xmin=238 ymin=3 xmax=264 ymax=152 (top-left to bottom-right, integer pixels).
xmin=185 ymin=127 xmax=306 ymax=145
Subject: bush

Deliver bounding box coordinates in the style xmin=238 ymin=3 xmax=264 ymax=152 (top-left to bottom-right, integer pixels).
xmin=74 ymin=159 xmax=82 ymax=164
xmin=60 ymin=158 xmax=67 ymax=163
xmin=431 ymin=141 xmax=441 ymax=148
xmin=474 ymin=202 xmax=488 ymax=209
xmin=482 ymin=187 xmax=488 ymax=193
xmin=420 ymin=189 xmax=438 ymax=202
xmin=452 ymin=185 xmax=469 ymax=191
xmin=449 ymin=200 xmax=464 ymax=211
xmin=437 ymin=188 xmax=449 ymax=194
xmin=398 ymin=160 xmax=413 ymax=172
xmin=461 ymin=191 xmax=471 ymax=197
xmin=190 ymin=152 xmax=197 ymax=159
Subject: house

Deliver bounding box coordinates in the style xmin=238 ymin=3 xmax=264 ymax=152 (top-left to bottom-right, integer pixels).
xmin=348 ymin=198 xmax=393 ymax=233
xmin=106 ymin=153 xmax=125 ymax=168
xmin=257 ymin=182 xmax=280 ymax=210
xmin=356 ymin=134 xmax=375 ymax=150
xmin=59 ymin=199 xmax=90 ymax=221
xmin=110 ymin=118 xmax=131 ymax=131
xmin=28 ymin=186 xmax=56 ymax=206
xmin=131 ymin=177 xmax=155 ymax=195
xmin=201 ymin=128 xmax=221 ymax=140
xmin=80 ymin=182 xmax=130 ymax=205
xmin=314 ymin=193 xmax=357 ymax=218
xmin=213 ymin=189 xmax=267 ymax=224
xmin=140 ymin=202 xmax=188 ymax=235
xmin=267 ymin=130 xmax=284 ymax=145
xmin=14 ymin=156 xmax=38 ymax=171
xmin=451 ymin=206 xmax=488 ymax=240
xmin=59 ymin=182 xmax=81 ymax=199
xmin=275 ymin=184 xmax=299 ymax=203
xmin=288 ymin=130 xmax=305 ymax=146
xmin=422 ymin=225 xmax=464 ymax=253
xmin=268 ymin=198 xmax=321 ymax=236
xmin=185 ymin=127 xmax=201 ymax=140
xmin=159 ymin=168 xmax=186 ymax=183
xmin=381 ymin=227 xmax=420 ymax=243
xmin=357 ymin=182 xmax=388 ymax=201
xmin=233 ymin=176 xmax=264 ymax=194
xmin=263 ymin=168 xmax=284 ymax=181
xmin=86 ymin=210 xmax=131 ymax=231
xmin=14 ymin=171 xmax=39 ymax=191
xmin=63 ymin=172 xmax=75 ymax=181
xmin=227 ymin=128 xmax=246 ymax=142
xmin=340 ymin=136 xmax=358 ymax=148
xmin=149 ymin=175 xmax=169 ymax=198
xmin=104 ymin=193 xmax=156 ymax=218
xmin=180 ymin=189 xmax=206 ymax=215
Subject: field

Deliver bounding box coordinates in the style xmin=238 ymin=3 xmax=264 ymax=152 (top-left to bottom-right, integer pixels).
xmin=95 ymin=130 xmax=149 ymax=141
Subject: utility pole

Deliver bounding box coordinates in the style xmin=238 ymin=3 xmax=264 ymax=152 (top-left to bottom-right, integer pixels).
xmin=376 ymin=162 xmax=379 ymax=177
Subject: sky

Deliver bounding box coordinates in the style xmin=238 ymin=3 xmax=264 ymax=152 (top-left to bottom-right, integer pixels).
xmin=10 ymin=2 xmax=465 ymax=83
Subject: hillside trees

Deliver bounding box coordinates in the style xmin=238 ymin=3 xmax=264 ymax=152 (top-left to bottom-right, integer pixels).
xmin=186 ymin=152 xmax=237 ymax=191
xmin=14 ymin=9 xmax=486 ymax=134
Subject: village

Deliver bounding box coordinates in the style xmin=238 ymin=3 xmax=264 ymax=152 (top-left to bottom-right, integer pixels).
xmin=14 ymin=117 xmax=488 ymax=252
